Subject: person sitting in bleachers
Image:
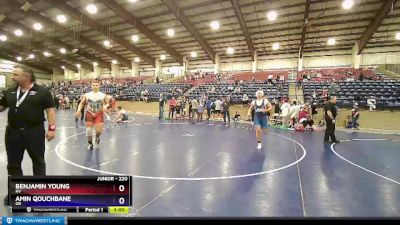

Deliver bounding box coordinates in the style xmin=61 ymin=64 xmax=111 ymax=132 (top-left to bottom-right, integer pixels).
xmin=329 ymin=79 xmax=338 ymax=95
xmin=234 ymin=86 xmax=241 ymax=93
xmin=367 ymin=96 xmax=376 ymax=111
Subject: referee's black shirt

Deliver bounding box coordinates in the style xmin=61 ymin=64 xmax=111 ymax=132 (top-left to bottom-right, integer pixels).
xmin=0 ymin=83 xmax=55 ymax=127
xmin=324 ymin=101 xmax=337 ymax=122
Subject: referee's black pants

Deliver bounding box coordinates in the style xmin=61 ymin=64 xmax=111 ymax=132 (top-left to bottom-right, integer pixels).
xmin=5 ymin=125 xmax=46 ymax=176
xmin=324 ymin=120 xmax=337 ymax=143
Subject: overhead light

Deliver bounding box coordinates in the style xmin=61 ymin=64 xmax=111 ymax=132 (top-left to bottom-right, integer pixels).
xmin=134 ymin=57 xmax=140 ymax=63
xmin=0 ymin=35 xmax=7 ymax=42
xmin=327 ymin=38 xmax=336 ymax=45
xmin=86 ymin=4 xmax=98 ymax=14
xmin=59 ymin=48 xmax=67 ymax=54
xmin=272 ymin=43 xmax=280 ymax=50
xmin=43 ymin=51 xmax=51 ymax=57
xmin=61 ymin=65 xmax=65 ymax=69
xmin=167 ymin=28 xmax=175 ymax=37
xmin=93 ymin=62 xmax=98 ymax=67
xmin=396 ymin=32 xmax=400 ymax=40
xmin=160 ymin=54 xmax=166 ymax=60
xmin=226 ymin=47 xmax=234 ymax=55
xmin=112 ymin=60 xmax=118 ymax=64
xmin=33 ymin=22 xmax=43 ymax=31
xmin=14 ymin=29 xmax=23 ymax=36
xmin=16 ymin=56 xmax=22 ymax=61
xmin=131 ymin=34 xmax=139 ymax=42
xmin=128 ymin=0 xmax=138 ymax=3
xmin=267 ymin=11 xmax=278 ymax=21
xmin=190 ymin=51 xmax=197 ymax=58
xmin=28 ymin=54 xmax=35 ymax=59
xmin=103 ymin=40 xmax=111 ymax=47
xmin=72 ymin=48 xmax=79 ymax=53
xmin=76 ymin=64 xmax=81 ymax=68
xmin=210 ymin=20 xmax=220 ymax=30
xmin=342 ymin=0 xmax=354 ymax=10
xmin=57 ymin=14 xmax=67 ymax=23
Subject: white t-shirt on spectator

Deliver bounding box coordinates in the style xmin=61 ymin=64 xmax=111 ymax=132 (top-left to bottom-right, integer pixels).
xmin=214 ymin=100 xmax=222 ymax=111
xmin=289 ymin=105 xmax=301 ymax=118
xmin=280 ymin=102 xmax=291 ymax=117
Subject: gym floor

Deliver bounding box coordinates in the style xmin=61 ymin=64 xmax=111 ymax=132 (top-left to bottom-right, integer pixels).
xmin=0 ymin=110 xmax=399 ymax=217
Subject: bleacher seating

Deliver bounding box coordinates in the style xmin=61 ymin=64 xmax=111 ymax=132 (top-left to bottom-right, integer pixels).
xmin=185 ymin=82 xmax=289 ymax=103
xmin=118 ymin=83 xmax=192 ymax=101
xmin=298 ymin=68 xmax=377 ymax=81
xmin=53 ymin=83 xmax=192 ymax=102
xmin=303 ymin=80 xmax=400 ymax=109
xmin=228 ymin=71 xmax=290 ymax=82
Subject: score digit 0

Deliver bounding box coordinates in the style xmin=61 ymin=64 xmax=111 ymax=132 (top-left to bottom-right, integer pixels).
xmin=119 ymin=185 xmax=125 ymax=192
xmin=119 ymin=197 xmax=125 ymax=205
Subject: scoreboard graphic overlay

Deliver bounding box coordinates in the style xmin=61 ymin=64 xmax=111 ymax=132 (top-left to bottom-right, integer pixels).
xmin=9 ymin=176 xmax=132 ymax=214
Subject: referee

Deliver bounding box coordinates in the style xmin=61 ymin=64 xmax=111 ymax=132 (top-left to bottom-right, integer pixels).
xmin=323 ymin=96 xmax=339 ymax=144
xmin=0 ymin=66 xmax=56 ymax=205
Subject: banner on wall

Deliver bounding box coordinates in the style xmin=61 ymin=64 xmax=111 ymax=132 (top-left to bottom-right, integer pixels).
xmin=0 ymin=75 xmax=6 ymax=88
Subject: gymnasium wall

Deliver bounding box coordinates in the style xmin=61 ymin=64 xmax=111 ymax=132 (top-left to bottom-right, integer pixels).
xmin=3 ymin=46 xmax=400 ymax=82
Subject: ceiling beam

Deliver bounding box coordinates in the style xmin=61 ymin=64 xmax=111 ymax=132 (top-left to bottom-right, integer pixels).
xmin=42 ymin=0 xmax=155 ymax=67
xmin=161 ymin=0 xmax=216 ymax=63
xmin=357 ymin=0 xmax=398 ymax=54
xmin=2 ymin=0 xmax=132 ymax=68
xmin=230 ymin=0 xmax=255 ymax=61
xmin=0 ymin=53 xmax=53 ymax=74
xmin=98 ymin=0 xmax=183 ymax=65
xmin=0 ymin=46 xmax=78 ymax=73
xmin=0 ymin=20 xmax=94 ymax=71
xmin=299 ymin=0 xmax=311 ymax=59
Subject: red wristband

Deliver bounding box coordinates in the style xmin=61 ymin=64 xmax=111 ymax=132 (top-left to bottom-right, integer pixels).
xmin=48 ymin=124 xmax=56 ymax=131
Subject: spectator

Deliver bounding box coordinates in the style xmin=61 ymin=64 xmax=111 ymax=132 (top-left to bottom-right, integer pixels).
xmin=233 ymin=111 xmax=241 ymax=122
xmin=298 ymin=106 xmax=314 ymax=131
xmin=289 ymin=100 xmax=300 ymax=129
xmin=205 ymin=98 xmax=213 ymax=120
xmin=359 ymin=73 xmax=364 ymax=82
xmin=352 ymin=103 xmax=360 ymax=129
xmin=242 ymin=93 xmax=249 ymax=106
xmin=222 ymin=97 xmax=231 ymax=123
xmin=329 ymin=80 xmax=338 ymax=95
xmin=214 ymin=98 xmax=223 ymax=119
xmin=191 ymin=98 xmax=199 ymax=123
xmin=312 ymin=90 xmax=317 ymax=101
xmin=251 ymin=76 xmax=256 ymax=82
xmin=311 ymin=102 xmax=318 ymax=123
xmin=197 ymin=99 xmax=204 ymax=122
xmin=367 ymin=96 xmax=376 ymax=111
xmin=168 ymin=97 xmax=177 ymax=119
xmin=280 ymin=99 xmax=291 ymax=126
xmin=159 ymin=93 xmax=166 ymax=120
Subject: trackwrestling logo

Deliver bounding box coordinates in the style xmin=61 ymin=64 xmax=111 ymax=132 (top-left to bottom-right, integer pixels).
xmin=1 ymin=217 xmax=65 ymax=225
